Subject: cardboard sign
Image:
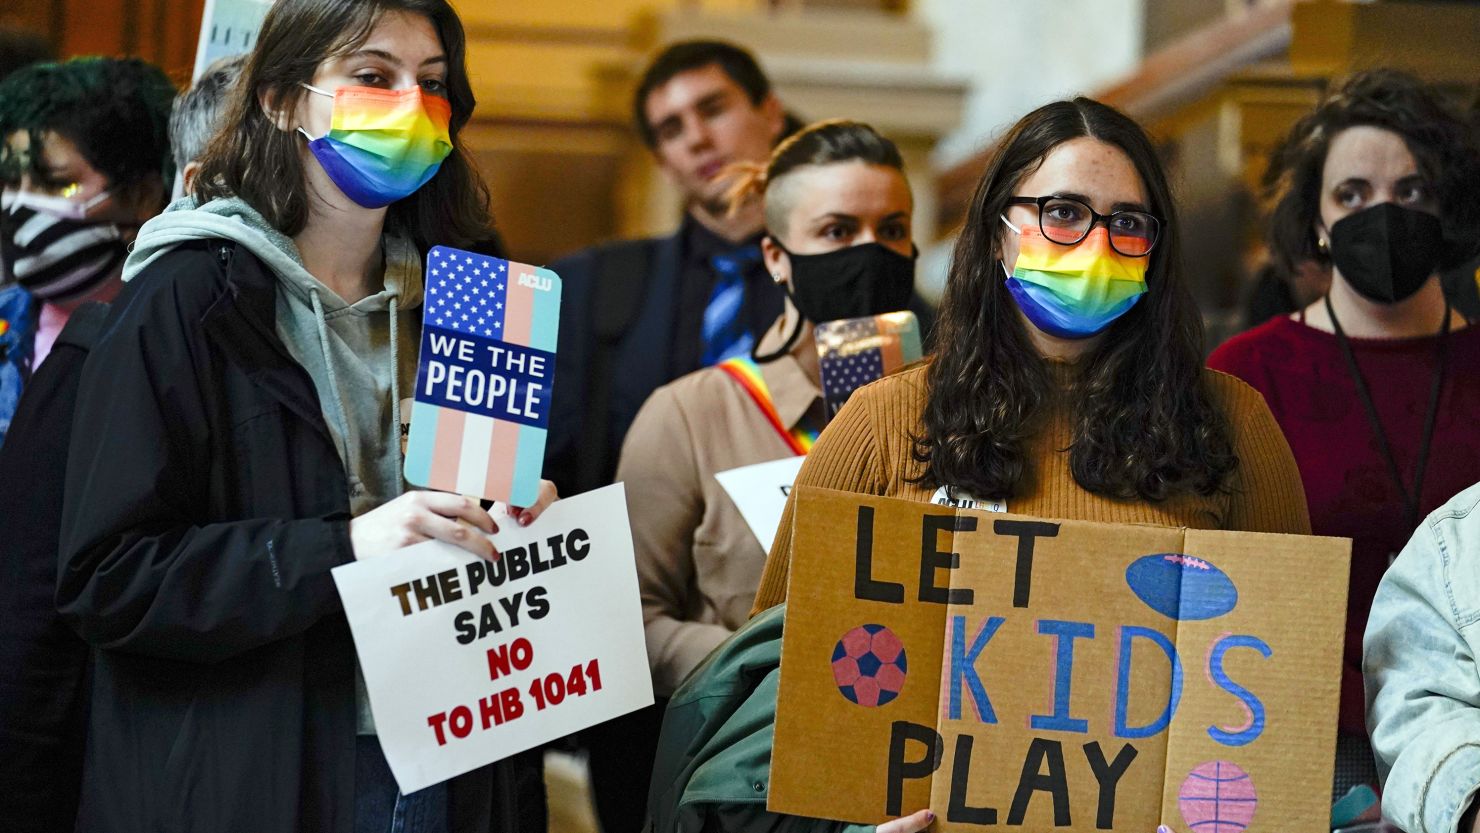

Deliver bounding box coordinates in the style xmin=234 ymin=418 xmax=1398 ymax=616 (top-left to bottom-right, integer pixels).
xmin=405 ymin=247 xmax=561 ymax=507
xmin=770 ymin=487 xmax=1350 ymax=832
xmin=332 ymin=484 xmax=652 ymax=793
xmin=714 ymin=456 xmax=806 ymax=551
xmin=816 ymin=312 xmax=923 ymax=421
xmin=191 ymin=0 xmax=270 ymax=81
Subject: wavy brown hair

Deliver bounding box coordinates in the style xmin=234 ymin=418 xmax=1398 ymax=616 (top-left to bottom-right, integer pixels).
xmin=912 ymin=98 xmax=1236 ymax=502
xmin=190 ymin=0 xmax=491 ymax=249
xmin=1266 ymin=68 xmax=1480 ymax=275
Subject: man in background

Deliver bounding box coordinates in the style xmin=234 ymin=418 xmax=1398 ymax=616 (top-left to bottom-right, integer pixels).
xmin=546 ymin=40 xmax=793 ymax=502
xmin=544 ymin=39 xmax=794 ymax=833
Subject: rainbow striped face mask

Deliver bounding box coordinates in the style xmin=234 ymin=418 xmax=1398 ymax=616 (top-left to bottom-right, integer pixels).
xmin=299 ymin=83 xmax=453 ymax=208
xmin=1000 ymin=217 xmax=1148 ymax=339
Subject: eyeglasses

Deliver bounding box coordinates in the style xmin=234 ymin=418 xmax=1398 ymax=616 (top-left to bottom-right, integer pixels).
xmin=1006 ymin=195 xmax=1161 ymax=257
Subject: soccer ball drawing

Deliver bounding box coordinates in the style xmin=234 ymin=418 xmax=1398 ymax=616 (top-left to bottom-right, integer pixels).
xmin=830 ymin=624 xmax=908 ymax=707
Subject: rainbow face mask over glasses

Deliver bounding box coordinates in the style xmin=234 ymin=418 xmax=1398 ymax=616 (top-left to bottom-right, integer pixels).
xmin=1000 ymin=218 xmax=1149 ymax=339
xmin=299 ymin=83 xmax=453 ymax=208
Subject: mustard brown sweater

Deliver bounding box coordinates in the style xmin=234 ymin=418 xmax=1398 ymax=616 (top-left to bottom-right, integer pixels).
xmin=751 ymin=361 xmax=1312 ymax=613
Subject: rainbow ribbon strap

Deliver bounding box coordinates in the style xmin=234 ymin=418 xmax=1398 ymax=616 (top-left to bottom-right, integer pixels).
xmin=717 ymin=357 xmax=817 ymax=456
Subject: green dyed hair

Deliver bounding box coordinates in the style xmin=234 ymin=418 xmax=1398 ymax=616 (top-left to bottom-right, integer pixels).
xmin=0 ymin=56 xmax=177 ymax=189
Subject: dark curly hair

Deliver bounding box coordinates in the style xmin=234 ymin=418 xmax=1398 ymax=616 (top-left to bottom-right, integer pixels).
xmin=0 ymin=56 xmax=176 ymax=192
xmin=912 ymin=97 xmax=1236 ymax=502
xmin=1267 ymin=68 xmax=1480 ymax=275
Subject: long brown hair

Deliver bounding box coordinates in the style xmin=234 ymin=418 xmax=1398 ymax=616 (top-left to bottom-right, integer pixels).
xmin=190 ymin=0 xmax=491 ymax=249
xmin=913 ymin=98 xmax=1236 ymax=502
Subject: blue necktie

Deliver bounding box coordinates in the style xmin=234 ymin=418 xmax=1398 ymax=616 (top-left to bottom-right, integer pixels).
xmin=701 ymin=244 xmax=762 ymax=366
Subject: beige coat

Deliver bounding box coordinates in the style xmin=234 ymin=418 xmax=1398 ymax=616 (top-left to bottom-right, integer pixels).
xmin=616 ymin=323 xmax=822 ymax=696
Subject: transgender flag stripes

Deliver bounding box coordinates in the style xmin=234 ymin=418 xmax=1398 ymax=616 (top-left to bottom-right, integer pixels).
xmin=814 ymin=311 xmax=924 ymax=421
xmin=404 ymin=248 xmax=561 ymax=507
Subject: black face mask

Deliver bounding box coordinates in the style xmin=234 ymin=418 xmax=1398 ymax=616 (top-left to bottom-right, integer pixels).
xmin=1327 ymin=202 xmax=1444 ymax=305
xmin=755 ymin=240 xmax=917 ymax=363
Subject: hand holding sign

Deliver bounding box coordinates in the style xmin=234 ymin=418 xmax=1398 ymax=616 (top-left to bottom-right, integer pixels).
xmin=350 ymin=485 xmax=560 ymax=561
xmin=351 ymin=492 xmax=499 ymax=560
xmin=333 ymin=484 xmax=651 ymax=793
xmin=877 ymin=809 xmax=936 ymax=833
xmin=770 ymin=488 xmax=1351 ymax=832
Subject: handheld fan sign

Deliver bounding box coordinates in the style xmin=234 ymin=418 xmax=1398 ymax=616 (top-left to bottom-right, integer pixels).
xmin=404 ymin=246 xmax=560 ymax=506
xmin=815 ymin=311 xmax=923 ymax=421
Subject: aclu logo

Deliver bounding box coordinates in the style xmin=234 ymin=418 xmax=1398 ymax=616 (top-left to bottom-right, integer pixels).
xmin=517 ymin=271 xmax=553 ymax=292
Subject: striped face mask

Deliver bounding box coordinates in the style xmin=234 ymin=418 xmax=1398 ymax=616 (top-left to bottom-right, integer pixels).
xmin=299 ymin=83 xmax=453 ymax=208
xmin=0 ymin=189 xmax=125 ymax=302
xmin=1000 ymin=218 xmax=1148 ymax=339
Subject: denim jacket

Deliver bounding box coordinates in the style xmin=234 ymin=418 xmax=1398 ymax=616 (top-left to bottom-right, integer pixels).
xmin=1366 ymin=481 xmax=1480 ymax=833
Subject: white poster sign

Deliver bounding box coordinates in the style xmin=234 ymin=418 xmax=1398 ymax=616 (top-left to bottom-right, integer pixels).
xmin=714 ymin=456 xmax=805 ymax=551
xmin=191 ymin=0 xmax=271 ymax=81
xmin=333 ymin=483 xmax=653 ymax=793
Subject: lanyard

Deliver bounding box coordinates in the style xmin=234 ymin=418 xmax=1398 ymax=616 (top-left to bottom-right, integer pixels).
xmin=717 ymin=357 xmax=818 ymax=456
xmin=1324 ymin=294 xmax=1451 ymax=535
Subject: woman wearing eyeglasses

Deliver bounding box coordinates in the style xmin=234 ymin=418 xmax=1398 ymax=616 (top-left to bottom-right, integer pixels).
xmin=749 ymin=96 xmax=1310 ymax=616
xmin=646 ymin=96 xmax=1308 ymax=833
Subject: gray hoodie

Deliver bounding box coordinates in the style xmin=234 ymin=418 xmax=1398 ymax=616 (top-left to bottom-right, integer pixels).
xmin=125 ymin=196 xmax=422 ymax=518
xmin=124 ymin=196 xmax=423 ymax=734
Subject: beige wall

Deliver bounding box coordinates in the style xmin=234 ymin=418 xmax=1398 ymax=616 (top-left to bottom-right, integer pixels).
xmin=455 ymin=0 xmax=959 ymax=266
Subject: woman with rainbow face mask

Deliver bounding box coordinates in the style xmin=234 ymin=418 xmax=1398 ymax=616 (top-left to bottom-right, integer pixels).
xmin=56 ymin=1 xmax=554 ymax=831
xmin=750 ymin=96 xmax=1312 ymax=615
xmin=645 ymin=98 xmax=1311 ymax=833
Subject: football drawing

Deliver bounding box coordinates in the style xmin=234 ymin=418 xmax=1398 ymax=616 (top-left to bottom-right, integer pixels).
xmin=1125 ymin=552 xmax=1239 ymax=621
xmin=1178 ymin=760 xmax=1258 ymax=832
xmin=830 ymin=624 xmax=908 ymax=707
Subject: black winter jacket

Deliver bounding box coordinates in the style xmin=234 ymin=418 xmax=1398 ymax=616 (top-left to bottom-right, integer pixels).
xmin=58 ymin=240 xmax=543 ymax=833
xmin=0 ymin=302 xmax=107 ymax=833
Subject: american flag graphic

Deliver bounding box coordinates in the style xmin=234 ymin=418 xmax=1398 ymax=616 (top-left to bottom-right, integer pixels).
xmin=404 ymin=246 xmax=561 ymax=506
xmin=815 ymin=312 xmax=923 ymax=420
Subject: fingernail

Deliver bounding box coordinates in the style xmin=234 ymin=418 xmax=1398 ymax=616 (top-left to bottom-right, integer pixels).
xmin=925 ymin=811 xmax=935 ymax=822
xmin=487 ymin=548 xmax=501 ymax=562
xmin=519 ymin=512 xmax=533 ymax=526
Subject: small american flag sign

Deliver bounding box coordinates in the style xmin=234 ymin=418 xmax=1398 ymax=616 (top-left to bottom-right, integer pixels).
xmin=815 ymin=311 xmax=923 ymax=421
xmin=404 ymin=246 xmax=561 ymax=506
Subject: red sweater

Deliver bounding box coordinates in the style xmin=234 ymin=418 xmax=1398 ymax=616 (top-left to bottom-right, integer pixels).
xmin=1209 ymin=315 xmax=1480 ymax=734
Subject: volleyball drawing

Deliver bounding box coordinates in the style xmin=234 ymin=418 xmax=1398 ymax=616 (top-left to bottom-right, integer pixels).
xmin=1178 ymin=760 xmax=1258 ymax=833
xmin=830 ymin=624 xmax=908 ymax=707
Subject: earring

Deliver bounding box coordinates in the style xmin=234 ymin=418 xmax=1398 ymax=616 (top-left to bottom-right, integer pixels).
xmin=1316 ymin=237 xmax=1330 ymax=254
xmin=772 ymin=272 xmax=784 ymax=282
